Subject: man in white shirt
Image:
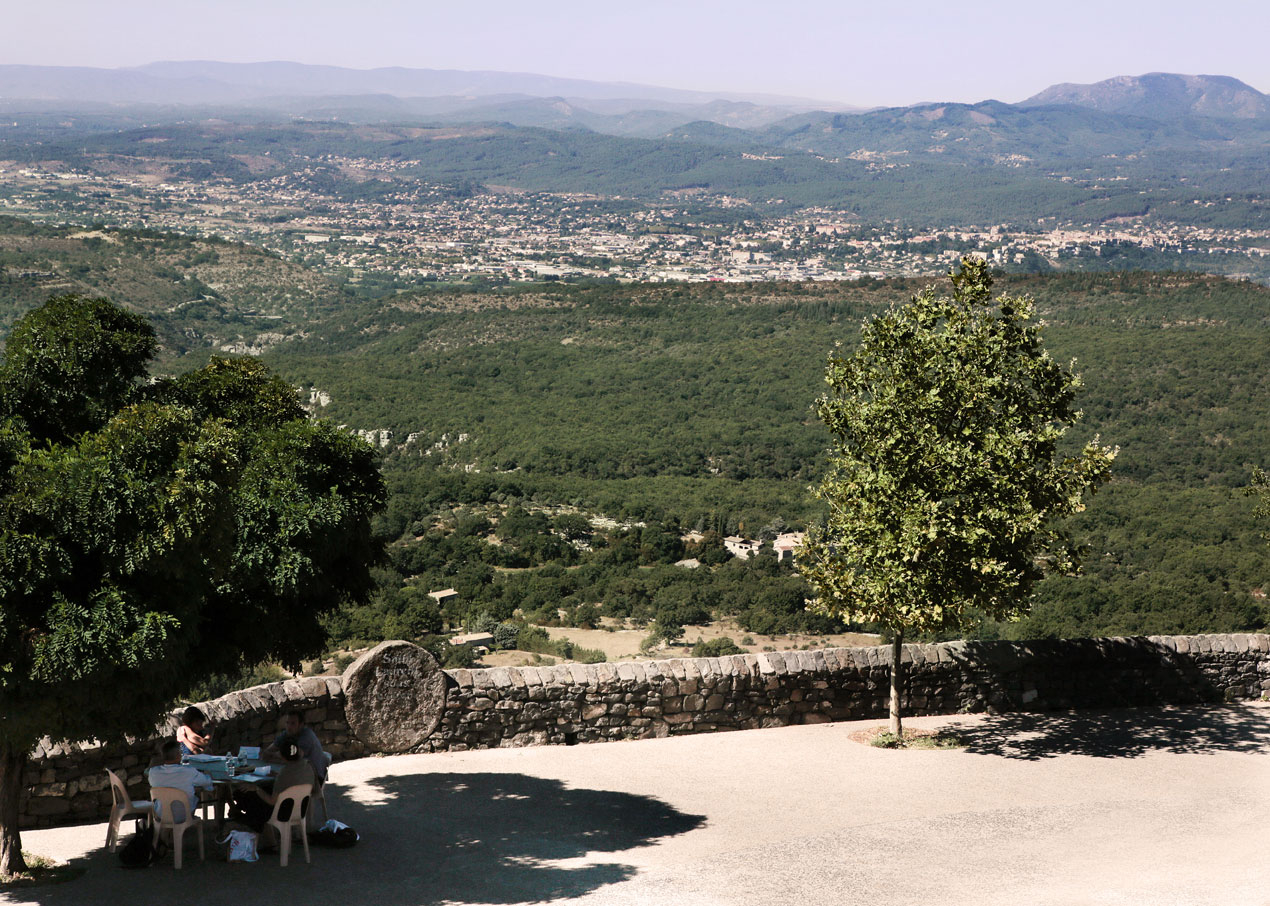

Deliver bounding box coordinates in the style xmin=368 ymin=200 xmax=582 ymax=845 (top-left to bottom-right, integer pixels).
xmin=147 ymin=739 xmax=213 ymax=821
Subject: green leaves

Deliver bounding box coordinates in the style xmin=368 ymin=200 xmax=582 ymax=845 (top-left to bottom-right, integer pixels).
xmin=0 ymin=295 xmax=156 ymax=447
xmin=0 ymin=295 xmax=385 ymax=754
xmin=802 ymin=258 xmax=1117 ymax=638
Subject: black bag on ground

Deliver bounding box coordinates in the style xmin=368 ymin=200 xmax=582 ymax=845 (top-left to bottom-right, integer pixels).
xmin=119 ymin=818 xmax=166 ymax=868
xmin=310 ymin=820 xmax=359 ymax=848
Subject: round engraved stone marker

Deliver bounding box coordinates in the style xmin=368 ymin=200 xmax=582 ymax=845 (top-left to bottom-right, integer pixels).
xmin=342 ymin=640 xmax=447 ymax=753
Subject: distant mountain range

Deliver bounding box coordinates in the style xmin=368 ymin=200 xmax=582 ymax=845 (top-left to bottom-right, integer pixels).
xmin=1 ymin=64 xmax=1267 ymax=228
xmin=2 ymin=63 xmax=1267 ymax=137
xmin=0 ymin=61 xmax=856 ymax=136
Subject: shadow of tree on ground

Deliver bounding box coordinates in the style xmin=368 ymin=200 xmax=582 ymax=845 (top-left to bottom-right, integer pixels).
xmin=9 ymin=772 xmax=705 ymax=906
xmin=948 ymin=704 xmax=1270 ymax=761
xmin=329 ymin=771 xmax=706 ymax=903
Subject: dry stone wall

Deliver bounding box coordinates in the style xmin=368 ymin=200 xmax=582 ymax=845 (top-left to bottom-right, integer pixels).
xmin=20 ymin=633 xmax=1270 ymax=828
xmin=422 ymin=633 xmax=1270 ymax=751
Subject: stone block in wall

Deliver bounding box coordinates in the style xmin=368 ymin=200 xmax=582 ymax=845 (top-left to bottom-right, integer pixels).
xmin=255 ymin=682 xmax=284 ymax=706
xmin=304 ymin=707 xmax=327 ymax=725
xmin=237 ymin=686 xmax=270 ymax=712
xmin=296 ymin=676 xmax=329 ymax=699
xmin=25 ymin=797 xmax=71 ymax=817
xmin=77 ymin=772 xmax=107 ymax=793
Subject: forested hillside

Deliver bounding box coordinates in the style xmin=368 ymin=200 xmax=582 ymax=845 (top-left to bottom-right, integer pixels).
xmin=1 ymin=227 xmax=1266 ymax=643
xmin=0 ymin=216 xmax=345 ymax=355
xmin=260 ymin=272 xmax=1270 ymax=640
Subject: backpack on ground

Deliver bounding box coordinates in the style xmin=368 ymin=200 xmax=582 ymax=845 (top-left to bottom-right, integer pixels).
xmin=310 ymin=818 xmax=359 ymax=848
xmin=119 ymin=818 xmax=167 ymax=868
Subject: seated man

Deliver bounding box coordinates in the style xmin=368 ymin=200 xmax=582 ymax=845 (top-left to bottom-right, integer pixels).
xmin=232 ymin=737 xmax=315 ymax=844
xmin=264 ymin=710 xmax=328 ymax=783
xmin=147 ymin=739 xmax=214 ymax=821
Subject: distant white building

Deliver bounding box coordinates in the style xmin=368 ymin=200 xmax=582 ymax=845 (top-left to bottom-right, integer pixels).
xmin=450 ymin=632 xmax=494 ymax=655
xmin=428 ymin=588 xmax=459 ymax=606
xmin=724 ymin=536 xmax=762 ymax=559
xmin=773 ymin=532 xmax=807 ymax=562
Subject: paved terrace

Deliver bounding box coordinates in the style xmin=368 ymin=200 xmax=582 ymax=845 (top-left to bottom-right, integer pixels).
xmin=6 ymin=703 xmax=1270 ymax=906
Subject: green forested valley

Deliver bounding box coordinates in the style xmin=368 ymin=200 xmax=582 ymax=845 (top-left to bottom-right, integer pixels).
xmin=2 ymin=228 xmax=1267 ymax=649
xmin=257 ymin=272 xmax=1270 ymax=644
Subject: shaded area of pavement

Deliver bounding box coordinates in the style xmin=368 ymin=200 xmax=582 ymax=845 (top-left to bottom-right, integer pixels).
xmin=951 ymin=702 xmax=1270 ymax=759
xmin=329 ymin=771 xmax=705 ymax=902
xmin=4 ymin=774 xmax=702 ymax=905
xmin=6 ymin=703 xmax=1270 ymax=906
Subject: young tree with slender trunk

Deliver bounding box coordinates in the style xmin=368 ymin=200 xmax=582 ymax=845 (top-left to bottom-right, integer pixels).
xmin=800 ymin=259 xmax=1116 ymax=737
xmin=0 ymin=295 xmax=385 ymax=874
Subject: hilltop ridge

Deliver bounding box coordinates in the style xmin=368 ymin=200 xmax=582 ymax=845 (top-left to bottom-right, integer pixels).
xmin=1023 ymin=72 xmax=1270 ymax=120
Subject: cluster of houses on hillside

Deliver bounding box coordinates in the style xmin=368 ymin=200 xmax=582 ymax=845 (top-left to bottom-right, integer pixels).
xmin=727 ymin=531 xmax=805 ymax=561
xmin=676 ymin=531 xmax=806 ymax=568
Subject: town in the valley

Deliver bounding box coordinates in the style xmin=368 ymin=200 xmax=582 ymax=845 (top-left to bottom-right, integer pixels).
xmin=3 ymin=158 xmax=1268 ymax=287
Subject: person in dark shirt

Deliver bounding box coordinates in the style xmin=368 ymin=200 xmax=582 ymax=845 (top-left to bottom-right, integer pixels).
xmin=232 ymin=738 xmax=315 ymax=841
xmin=264 ymin=710 xmax=328 ymax=782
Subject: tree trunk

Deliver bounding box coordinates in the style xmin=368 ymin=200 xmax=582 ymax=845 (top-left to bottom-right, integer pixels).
xmin=0 ymin=743 xmax=27 ymax=876
xmin=889 ymin=632 xmax=904 ymax=738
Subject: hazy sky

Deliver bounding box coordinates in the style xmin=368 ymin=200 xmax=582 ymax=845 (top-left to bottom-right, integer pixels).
xmin=4 ymin=0 xmax=1267 ymax=107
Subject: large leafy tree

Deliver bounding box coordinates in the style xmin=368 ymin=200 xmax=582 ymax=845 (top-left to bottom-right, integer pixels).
xmin=800 ymin=260 xmax=1116 ymax=736
xmin=0 ymin=295 xmax=385 ymax=873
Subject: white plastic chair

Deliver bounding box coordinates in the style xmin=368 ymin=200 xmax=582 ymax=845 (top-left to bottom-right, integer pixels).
xmin=267 ymin=783 xmax=312 ymax=866
xmin=150 ymin=786 xmax=205 ymax=869
xmin=105 ymin=768 xmax=154 ymax=852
